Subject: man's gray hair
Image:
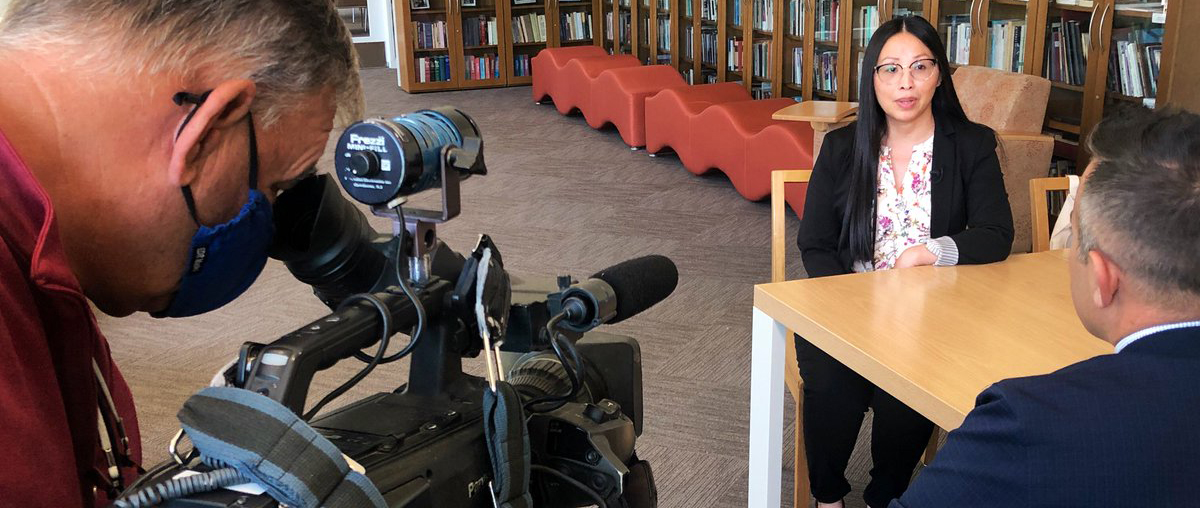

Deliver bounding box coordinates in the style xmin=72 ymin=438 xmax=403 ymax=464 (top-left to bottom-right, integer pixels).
xmin=1078 ymin=107 xmax=1200 ymax=304
xmin=0 ymin=0 xmax=364 ymax=127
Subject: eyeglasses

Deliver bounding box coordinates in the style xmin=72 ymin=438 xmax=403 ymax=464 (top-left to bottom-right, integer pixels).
xmin=874 ymin=58 xmax=939 ymax=85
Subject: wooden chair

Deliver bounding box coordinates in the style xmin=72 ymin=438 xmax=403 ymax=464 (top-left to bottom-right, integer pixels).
xmin=770 ymin=169 xmax=812 ymax=508
xmin=1029 ymin=177 xmax=1072 ymax=253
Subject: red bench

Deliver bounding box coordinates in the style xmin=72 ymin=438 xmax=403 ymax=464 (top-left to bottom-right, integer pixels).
xmin=745 ymin=122 xmax=814 ymax=204
xmin=531 ymin=46 xmax=609 ymax=104
xmin=644 ymin=83 xmax=751 ymax=166
xmin=588 ymin=65 xmax=687 ymax=148
xmin=553 ymin=55 xmax=641 ymax=118
xmin=688 ymin=98 xmax=796 ymax=199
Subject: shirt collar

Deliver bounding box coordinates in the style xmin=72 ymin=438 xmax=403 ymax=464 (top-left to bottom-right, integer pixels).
xmin=0 ymin=127 xmax=82 ymax=293
xmin=1114 ymin=321 xmax=1200 ymax=353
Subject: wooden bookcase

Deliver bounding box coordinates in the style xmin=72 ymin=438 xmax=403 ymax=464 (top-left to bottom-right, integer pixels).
xmin=395 ymin=0 xmax=605 ymax=90
xmin=601 ymin=0 xmax=1193 ymax=167
xmin=395 ymin=0 xmax=1195 ymax=168
xmin=924 ymin=0 xmax=1194 ymax=167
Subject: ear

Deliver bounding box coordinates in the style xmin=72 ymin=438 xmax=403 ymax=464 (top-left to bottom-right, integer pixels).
xmin=166 ymin=80 xmax=257 ymax=187
xmin=1088 ymin=249 xmax=1121 ymax=309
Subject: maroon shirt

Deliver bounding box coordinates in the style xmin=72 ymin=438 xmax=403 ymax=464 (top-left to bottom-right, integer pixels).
xmin=0 ymin=129 xmax=142 ymax=506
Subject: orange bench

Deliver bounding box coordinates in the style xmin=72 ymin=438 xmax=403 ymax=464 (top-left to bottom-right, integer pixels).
xmin=553 ymin=55 xmax=642 ymax=118
xmin=531 ymin=46 xmax=609 ymax=104
xmin=745 ymin=122 xmax=814 ymax=205
xmin=644 ymin=83 xmax=751 ymax=166
xmin=688 ymin=98 xmax=797 ymax=199
xmin=588 ymin=65 xmax=687 ymax=148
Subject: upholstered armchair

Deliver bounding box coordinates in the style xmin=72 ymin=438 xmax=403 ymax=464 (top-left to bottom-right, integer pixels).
xmin=951 ymin=65 xmax=1054 ymax=254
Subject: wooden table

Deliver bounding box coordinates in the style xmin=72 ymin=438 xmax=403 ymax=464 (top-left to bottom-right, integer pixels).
xmin=771 ymin=101 xmax=858 ymax=157
xmin=747 ymin=250 xmax=1112 ymax=507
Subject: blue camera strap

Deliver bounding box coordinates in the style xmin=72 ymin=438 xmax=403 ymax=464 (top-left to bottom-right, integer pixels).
xmin=484 ymin=381 xmax=533 ymax=508
xmin=177 ymin=386 xmax=387 ymax=508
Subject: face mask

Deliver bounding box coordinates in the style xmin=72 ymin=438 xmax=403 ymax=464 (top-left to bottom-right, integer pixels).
xmin=152 ymin=91 xmax=275 ymax=318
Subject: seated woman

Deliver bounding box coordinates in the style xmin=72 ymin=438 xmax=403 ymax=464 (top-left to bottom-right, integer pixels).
xmin=795 ymin=15 xmax=1014 ymax=508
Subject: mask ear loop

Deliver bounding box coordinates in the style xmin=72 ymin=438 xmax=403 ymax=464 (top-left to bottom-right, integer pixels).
xmin=172 ymin=90 xmax=213 ymax=227
xmin=246 ymin=111 xmax=260 ymax=192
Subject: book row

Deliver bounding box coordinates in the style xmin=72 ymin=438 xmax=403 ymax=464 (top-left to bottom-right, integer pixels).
xmin=513 ymin=12 xmax=547 ymax=43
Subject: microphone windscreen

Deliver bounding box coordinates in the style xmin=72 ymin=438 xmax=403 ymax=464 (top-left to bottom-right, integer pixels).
xmin=591 ymin=255 xmax=678 ymax=323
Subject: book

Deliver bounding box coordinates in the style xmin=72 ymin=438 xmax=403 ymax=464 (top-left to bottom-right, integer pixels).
xmin=791 ymin=46 xmax=803 ymax=85
xmin=1108 ymin=26 xmax=1163 ymax=98
xmin=814 ymin=50 xmax=837 ymax=94
xmin=856 ymin=5 xmax=878 ymax=48
xmin=944 ymin=15 xmax=971 ymax=65
xmin=788 ymin=0 xmax=803 ymax=36
xmin=728 ymin=37 xmax=743 ymax=71
xmin=752 ymin=39 xmax=769 ymax=77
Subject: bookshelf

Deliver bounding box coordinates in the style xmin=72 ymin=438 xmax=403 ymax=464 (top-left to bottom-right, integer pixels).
xmin=678 ymin=0 xmax=698 ymax=82
xmin=849 ymin=0 xmax=883 ymax=99
xmin=632 ymin=0 xmax=1193 ymax=170
xmin=781 ymin=0 xmax=811 ymax=98
xmin=924 ymin=0 xmax=1192 ymax=168
xmin=395 ymin=0 xmax=604 ymax=90
xmin=559 ymin=0 xmax=598 ymax=48
xmin=390 ymin=0 xmax=1196 ymax=169
xmin=508 ymin=0 xmax=550 ymax=84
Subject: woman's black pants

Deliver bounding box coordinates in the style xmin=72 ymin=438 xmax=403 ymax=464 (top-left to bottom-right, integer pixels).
xmin=795 ymin=335 xmax=934 ymax=508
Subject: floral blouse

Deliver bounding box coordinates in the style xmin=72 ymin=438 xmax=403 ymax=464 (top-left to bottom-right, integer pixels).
xmin=853 ymin=135 xmax=936 ymax=273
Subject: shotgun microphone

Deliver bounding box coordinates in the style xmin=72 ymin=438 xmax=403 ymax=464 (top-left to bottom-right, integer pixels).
xmin=559 ymin=255 xmax=679 ymax=332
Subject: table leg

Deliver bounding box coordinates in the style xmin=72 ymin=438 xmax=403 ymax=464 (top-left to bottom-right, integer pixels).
xmin=749 ymin=307 xmax=788 ymax=507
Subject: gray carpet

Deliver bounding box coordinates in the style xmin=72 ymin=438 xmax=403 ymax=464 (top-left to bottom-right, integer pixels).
xmin=101 ymin=68 xmax=892 ymax=508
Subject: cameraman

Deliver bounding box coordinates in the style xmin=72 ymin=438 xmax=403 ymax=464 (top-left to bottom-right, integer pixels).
xmin=0 ymin=1 xmax=363 ymax=506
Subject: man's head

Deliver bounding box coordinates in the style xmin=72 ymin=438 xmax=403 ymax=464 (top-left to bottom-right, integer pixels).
xmin=0 ymin=0 xmax=364 ymax=316
xmin=1069 ymin=107 xmax=1200 ymax=343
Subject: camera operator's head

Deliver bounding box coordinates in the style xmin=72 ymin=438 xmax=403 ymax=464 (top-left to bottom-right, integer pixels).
xmin=0 ymin=0 xmax=364 ymax=317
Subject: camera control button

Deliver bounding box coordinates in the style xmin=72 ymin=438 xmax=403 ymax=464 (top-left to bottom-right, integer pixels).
xmin=583 ymin=404 xmax=607 ymax=424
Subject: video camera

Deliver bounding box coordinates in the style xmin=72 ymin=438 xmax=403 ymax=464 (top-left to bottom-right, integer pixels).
xmin=121 ymin=108 xmax=673 ymax=507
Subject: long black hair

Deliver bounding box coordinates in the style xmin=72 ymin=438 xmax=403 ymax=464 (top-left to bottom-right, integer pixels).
xmin=845 ymin=15 xmax=970 ymax=265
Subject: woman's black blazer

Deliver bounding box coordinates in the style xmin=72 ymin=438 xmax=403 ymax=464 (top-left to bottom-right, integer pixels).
xmin=797 ymin=113 xmax=1015 ymax=278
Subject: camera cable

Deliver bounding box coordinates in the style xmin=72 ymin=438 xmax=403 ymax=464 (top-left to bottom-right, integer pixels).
xmin=522 ymin=314 xmax=586 ymax=413
xmin=352 ymin=201 xmax=428 ymax=366
xmin=303 ymin=292 xmax=393 ymax=421
xmin=112 ymin=466 xmax=247 ymax=508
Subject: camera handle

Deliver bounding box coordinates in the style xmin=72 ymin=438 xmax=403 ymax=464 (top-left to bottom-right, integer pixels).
xmin=239 ymin=280 xmax=453 ymax=414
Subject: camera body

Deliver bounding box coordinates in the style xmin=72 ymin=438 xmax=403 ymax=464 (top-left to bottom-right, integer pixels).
xmin=140 ymin=108 xmax=657 ymax=508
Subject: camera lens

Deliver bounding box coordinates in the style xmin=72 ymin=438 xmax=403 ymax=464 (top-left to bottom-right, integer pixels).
xmin=508 ymin=351 xmax=606 ymax=406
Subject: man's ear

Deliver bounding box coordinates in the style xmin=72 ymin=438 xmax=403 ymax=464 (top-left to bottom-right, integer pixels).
xmin=1088 ymin=249 xmax=1121 ymax=309
xmin=166 ymin=79 xmax=257 ymax=187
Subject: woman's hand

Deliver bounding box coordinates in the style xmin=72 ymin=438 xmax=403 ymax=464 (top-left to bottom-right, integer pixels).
xmin=895 ymin=245 xmax=937 ymax=268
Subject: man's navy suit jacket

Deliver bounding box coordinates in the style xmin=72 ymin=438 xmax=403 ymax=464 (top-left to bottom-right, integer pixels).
xmin=892 ymin=326 xmax=1200 ymax=507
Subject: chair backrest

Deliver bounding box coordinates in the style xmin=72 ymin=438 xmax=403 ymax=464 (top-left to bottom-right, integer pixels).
xmin=1028 ymin=176 xmax=1072 ymax=253
xmin=771 ymin=170 xmax=813 ymax=283
xmin=952 ymin=66 xmax=1051 ymax=134
xmin=953 ymin=66 xmax=1054 ymax=254
xmin=770 ymin=169 xmax=811 ymax=397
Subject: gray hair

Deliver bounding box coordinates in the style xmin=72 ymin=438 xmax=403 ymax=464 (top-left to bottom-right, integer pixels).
xmin=0 ymin=0 xmax=364 ymax=128
xmin=1078 ymin=106 xmax=1200 ymax=305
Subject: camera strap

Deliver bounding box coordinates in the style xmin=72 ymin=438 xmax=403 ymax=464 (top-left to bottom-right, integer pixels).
xmin=483 ymin=382 xmax=533 ymax=508
xmin=176 ymin=386 xmax=387 ymax=508
xmin=474 ymin=243 xmax=532 ymax=508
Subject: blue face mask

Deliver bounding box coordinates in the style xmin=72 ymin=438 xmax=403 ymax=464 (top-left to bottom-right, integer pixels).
xmin=153 ymin=91 xmax=275 ymax=318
